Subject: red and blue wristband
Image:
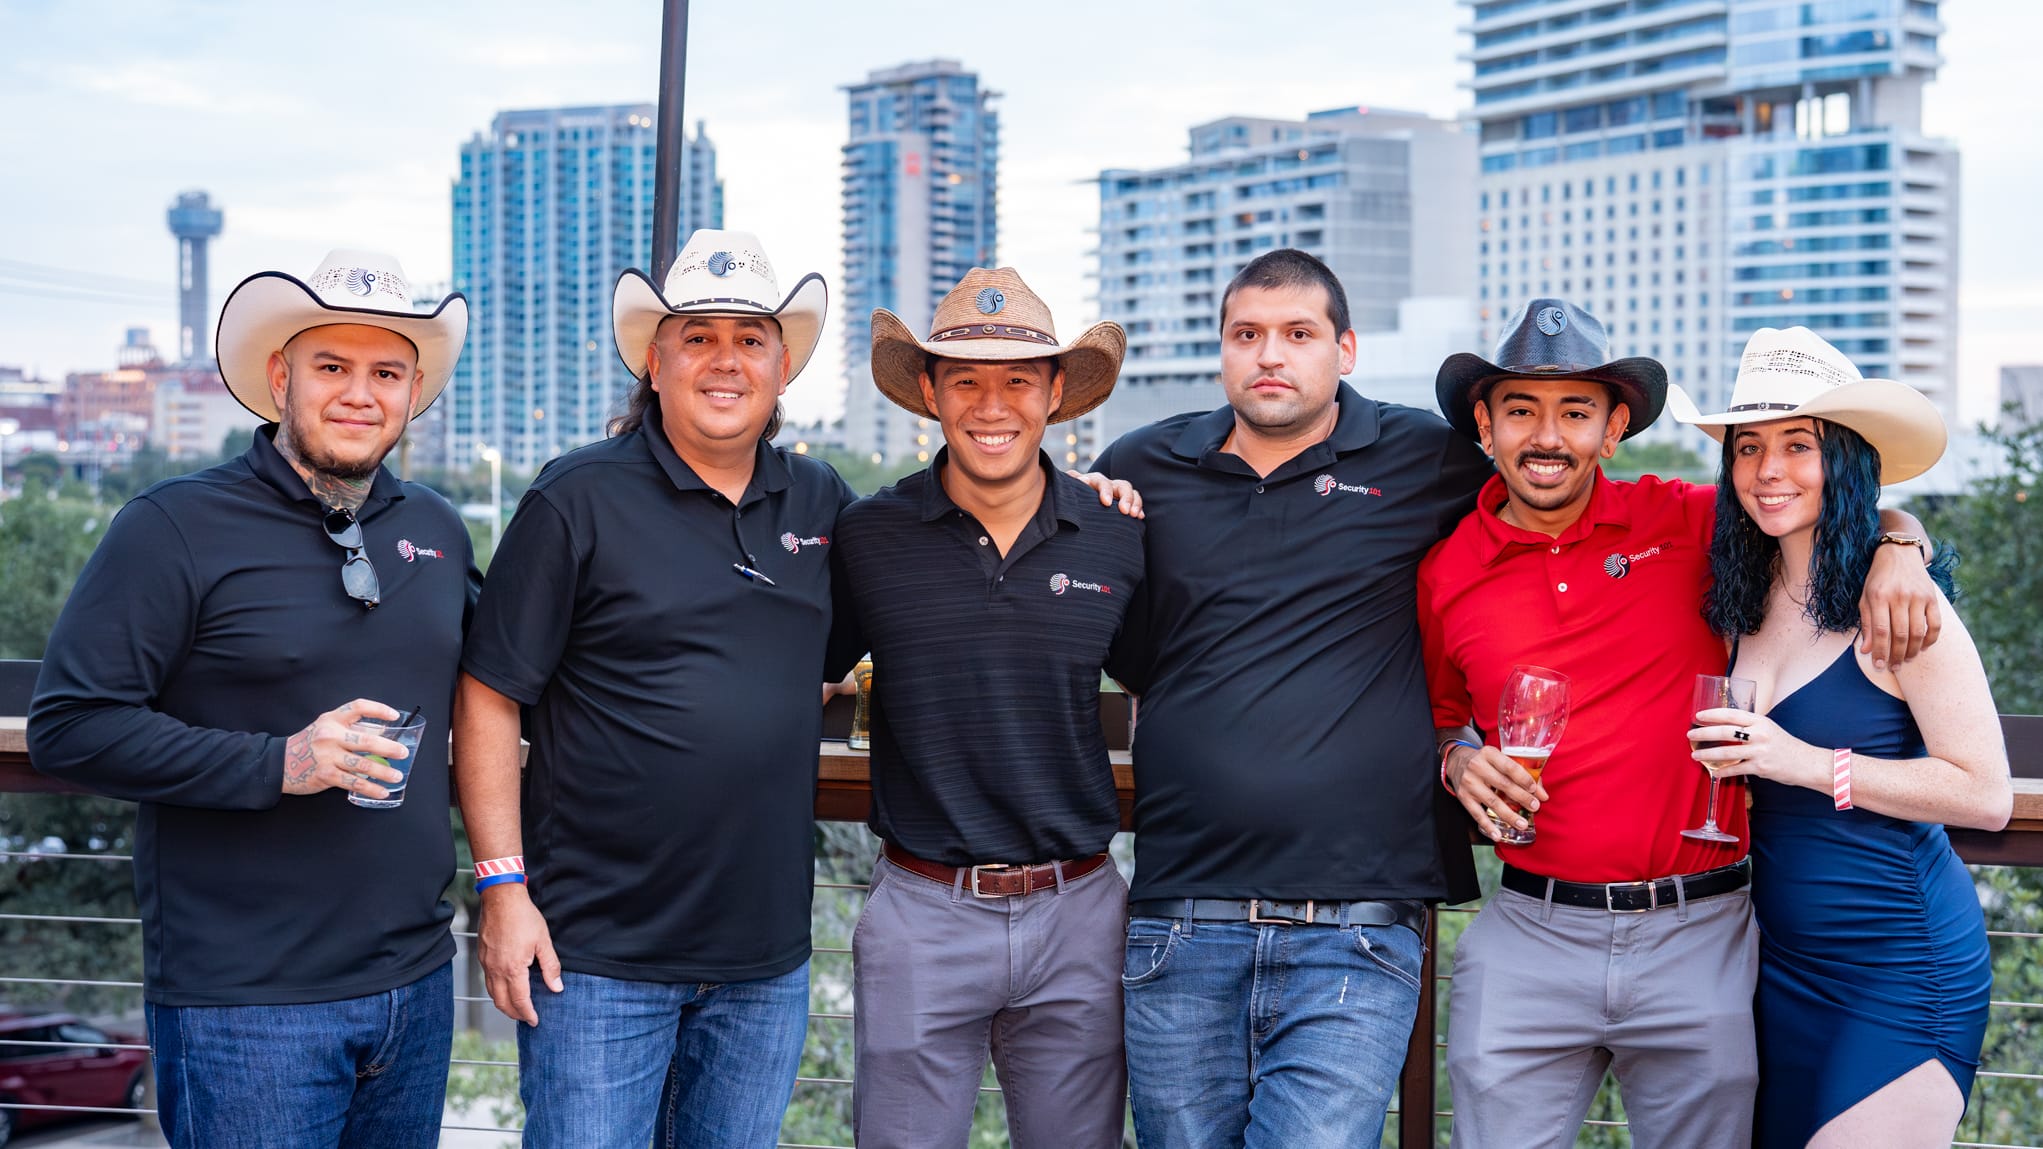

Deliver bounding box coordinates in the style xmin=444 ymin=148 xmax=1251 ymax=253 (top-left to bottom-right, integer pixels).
xmin=474 ymin=855 xmax=526 ymax=892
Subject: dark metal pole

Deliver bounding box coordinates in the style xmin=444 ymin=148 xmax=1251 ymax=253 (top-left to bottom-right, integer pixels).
xmin=650 ymin=0 xmax=691 ymax=283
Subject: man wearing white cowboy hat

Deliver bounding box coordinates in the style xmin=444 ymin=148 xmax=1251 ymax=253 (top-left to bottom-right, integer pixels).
xmin=831 ymin=267 xmax=1143 ymax=1148
xmin=1417 ymin=303 xmax=1941 ymax=1149
xmin=32 ymin=249 xmax=476 ymax=1149
xmin=453 ymin=228 xmax=860 ymax=1149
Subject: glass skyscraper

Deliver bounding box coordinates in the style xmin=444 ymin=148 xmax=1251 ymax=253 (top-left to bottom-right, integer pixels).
xmin=1466 ymin=0 xmax=1957 ymax=439
xmin=1089 ymin=107 xmax=1477 ymax=453
xmin=839 ymin=60 xmax=1000 ymax=463
xmin=445 ymin=104 xmax=721 ymax=472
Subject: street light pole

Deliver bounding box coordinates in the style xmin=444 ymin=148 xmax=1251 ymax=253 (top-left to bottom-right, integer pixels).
xmin=478 ymin=443 xmax=502 ymax=552
xmin=650 ymin=0 xmax=692 ymax=283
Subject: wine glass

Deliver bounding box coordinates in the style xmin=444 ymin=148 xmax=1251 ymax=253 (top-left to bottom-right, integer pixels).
xmin=1493 ymin=665 xmax=1572 ymax=846
xmin=1681 ymin=674 xmax=1757 ymax=843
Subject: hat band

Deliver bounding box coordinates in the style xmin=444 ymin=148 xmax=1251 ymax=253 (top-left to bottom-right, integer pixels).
xmin=931 ymin=323 xmax=1058 ymax=348
xmin=672 ymin=296 xmax=774 ymax=311
xmin=1729 ymin=402 xmax=1802 ymax=413
xmin=1502 ymin=362 xmax=1597 ymax=376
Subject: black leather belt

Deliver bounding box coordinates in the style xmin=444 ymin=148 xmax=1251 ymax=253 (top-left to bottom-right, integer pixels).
xmin=1126 ymin=897 xmax=1427 ymax=935
xmin=1501 ymin=859 xmax=1751 ymax=913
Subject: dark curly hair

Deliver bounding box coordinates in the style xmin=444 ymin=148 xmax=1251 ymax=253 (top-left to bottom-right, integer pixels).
xmin=1702 ymin=419 xmax=1957 ymax=637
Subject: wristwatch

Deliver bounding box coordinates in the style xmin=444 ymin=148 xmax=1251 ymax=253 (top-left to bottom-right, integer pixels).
xmin=1877 ymin=532 xmax=1928 ymax=562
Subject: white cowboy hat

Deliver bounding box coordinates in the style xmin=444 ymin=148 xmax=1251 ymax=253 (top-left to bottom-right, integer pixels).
xmin=1666 ymin=326 xmax=1946 ymax=484
xmin=612 ymin=229 xmax=827 ymax=383
xmin=214 ymin=249 xmax=467 ymax=422
xmin=870 ymin=267 xmax=1125 ymax=424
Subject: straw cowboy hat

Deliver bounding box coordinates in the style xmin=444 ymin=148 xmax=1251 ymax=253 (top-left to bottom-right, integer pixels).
xmin=869 ymin=268 xmax=1125 ymax=424
xmin=612 ymin=229 xmax=827 ymax=383
xmin=1667 ymin=326 xmax=1945 ymax=484
xmin=215 ymin=249 xmax=468 ymax=421
xmin=1435 ymin=297 xmax=1666 ymax=441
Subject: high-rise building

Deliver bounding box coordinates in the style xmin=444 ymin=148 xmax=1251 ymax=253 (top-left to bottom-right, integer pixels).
xmin=447 ymin=105 xmax=721 ymax=473
xmin=1464 ymin=0 xmax=1957 ymax=441
xmin=840 ymin=60 xmax=1000 ymax=463
xmin=1087 ymin=107 xmax=1477 ymax=452
xmin=166 ymin=191 xmax=223 ymax=365
xmin=2002 ymin=365 xmax=2043 ymax=425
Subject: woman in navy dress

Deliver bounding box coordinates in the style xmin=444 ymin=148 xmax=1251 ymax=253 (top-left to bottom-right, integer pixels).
xmin=1669 ymin=327 xmax=2013 ymax=1149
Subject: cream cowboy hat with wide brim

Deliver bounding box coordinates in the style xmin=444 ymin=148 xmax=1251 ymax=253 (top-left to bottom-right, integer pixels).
xmin=612 ymin=229 xmax=827 ymax=382
xmin=1666 ymin=326 xmax=1945 ymax=484
xmin=215 ymin=249 xmax=468 ymax=422
xmin=870 ymin=267 xmax=1125 ymax=424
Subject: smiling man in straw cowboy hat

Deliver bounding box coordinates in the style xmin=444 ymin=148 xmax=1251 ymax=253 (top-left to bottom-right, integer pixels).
xmin=453 ymin=228 xmax=863 ymax=1149
xmin=1417 ymin=303 xmax=1940 ymax=1149
xmin=830 ymin=267 xmax=1143 ymax=1148
xmin=32 ymin=249 xmax=477 ymax=1149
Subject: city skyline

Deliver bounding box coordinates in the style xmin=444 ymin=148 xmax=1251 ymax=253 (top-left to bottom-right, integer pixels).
xmin=2 ymin=0 xmax=2038 ymax=434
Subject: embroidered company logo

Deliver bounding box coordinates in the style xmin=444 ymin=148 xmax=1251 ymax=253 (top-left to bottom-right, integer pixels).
xmin=396 ymin=539 xmax=444 ymax=562
xmin=780 ymin=531 xmax=831 ymax=554
xmin=1602 ymin=543 xmax=1665 ymax=579
xmin=1313 ymin=473 xmax=1383 ymax=497
xmin=1049 ymin=572 xmax=1112 ymax=597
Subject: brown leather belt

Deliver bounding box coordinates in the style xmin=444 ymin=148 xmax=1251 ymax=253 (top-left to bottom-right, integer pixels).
xmin=882 ymin=841 xmax=1113 ymax=898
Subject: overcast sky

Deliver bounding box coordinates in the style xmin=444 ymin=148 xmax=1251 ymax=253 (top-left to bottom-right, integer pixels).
xmin=2 ymin=0 xmax=2037 ymax=426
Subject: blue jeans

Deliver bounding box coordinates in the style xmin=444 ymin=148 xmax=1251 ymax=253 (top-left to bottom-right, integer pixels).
xmin=143 ymin=960 xmax=452 ymax=1149
xmin=1123 ymin=914 xmax=1425 ymax=1149
xmin=517 ymin=962 xmax=810 ymax=1149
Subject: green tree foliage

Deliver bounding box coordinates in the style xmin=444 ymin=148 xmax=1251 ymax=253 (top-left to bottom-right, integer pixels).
xmin=0 ymin=482 xmax=112 ymax=659
xmin=1605 ymin=438 xmax=1713 ymax=484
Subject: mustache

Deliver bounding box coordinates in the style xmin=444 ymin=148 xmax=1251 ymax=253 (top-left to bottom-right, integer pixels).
xmin=1514 ymin=451 xmax=1575 ymax=469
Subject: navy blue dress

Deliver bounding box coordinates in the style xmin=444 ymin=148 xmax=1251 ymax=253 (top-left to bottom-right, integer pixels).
xmin=1747 ymin=644 xmax=1991 ymax=1147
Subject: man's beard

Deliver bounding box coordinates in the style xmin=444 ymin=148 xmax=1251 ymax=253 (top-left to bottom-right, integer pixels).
xmin=279 ymin=401 xmax=394 ymax=481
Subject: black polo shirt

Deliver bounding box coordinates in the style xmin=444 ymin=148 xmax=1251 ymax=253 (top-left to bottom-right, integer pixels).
xmin=833 ymin=452 xmax=1144 ymax=866
xmin=462 ymin=409 xmax=856 ymax=984
xmin=1097 ymin=383 xmax=1493 ymax=905
xmin=30 ymin=426 xmax=473 ymax=1006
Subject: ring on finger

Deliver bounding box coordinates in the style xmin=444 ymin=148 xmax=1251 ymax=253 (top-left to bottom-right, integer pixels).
xmin=1733 ymin=729 xmax=1752 ymax=743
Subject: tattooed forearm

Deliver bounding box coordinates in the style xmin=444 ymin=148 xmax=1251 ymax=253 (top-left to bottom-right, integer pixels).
xmin=284 ymin=729 xmax=318 ymax=788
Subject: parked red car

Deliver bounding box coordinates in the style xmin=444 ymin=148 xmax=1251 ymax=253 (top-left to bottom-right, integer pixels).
xmin=0 ymin=1009 xmax=149 ymax=1147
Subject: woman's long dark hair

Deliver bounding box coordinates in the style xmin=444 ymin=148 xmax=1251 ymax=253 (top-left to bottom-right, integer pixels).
xmin=1702 ymin=419 xmax=1957 ymax=637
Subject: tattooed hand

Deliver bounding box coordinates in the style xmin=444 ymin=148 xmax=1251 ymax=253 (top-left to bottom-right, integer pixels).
xmin=281 ymin=698 xmax=410 ymax=797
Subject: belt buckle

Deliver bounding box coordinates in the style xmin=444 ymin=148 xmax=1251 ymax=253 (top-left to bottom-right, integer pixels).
xmin=969 ymin=863 xmax=1018 ymax=898
xmin=1248 ymin=898 xmax=1315 ymax=925
xmin=1603 ymin=880 xmax=1657 ymax=914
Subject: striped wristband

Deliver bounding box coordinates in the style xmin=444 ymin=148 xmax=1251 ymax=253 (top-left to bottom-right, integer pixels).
xmin=1832 ymin=748 xmax=1853 ymax=811
xmin=1440 ymin=739 xmax=1481 ymax=796
xmin=474 ymin=855 xmax=526 ymax=892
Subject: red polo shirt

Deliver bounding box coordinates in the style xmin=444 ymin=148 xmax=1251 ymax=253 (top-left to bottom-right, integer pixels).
xmin=1417 ymin=471 xmax=1748 ymax=883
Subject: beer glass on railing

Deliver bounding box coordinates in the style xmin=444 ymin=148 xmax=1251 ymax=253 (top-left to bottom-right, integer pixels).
xmin=1494 ymin=665 xmax=1572 ymax=846
xmin=1682 ymin=674 xmax=1755 ymax=843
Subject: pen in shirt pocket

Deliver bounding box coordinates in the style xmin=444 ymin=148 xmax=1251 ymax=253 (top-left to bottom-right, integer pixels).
xmin=732 ymin=563 xmax=777 ymax=587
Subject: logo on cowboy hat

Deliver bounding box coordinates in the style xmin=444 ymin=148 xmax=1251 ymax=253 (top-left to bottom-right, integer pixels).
xmin=611 ymin=229 xmax=827 ymax=383
xmin=868 ymin=268 xmax=1126 ymax=425
xmin=213 ymin=249 xmax=468 ymax=423
xmin=1665 ymin=327 xmax=1946 ymax=485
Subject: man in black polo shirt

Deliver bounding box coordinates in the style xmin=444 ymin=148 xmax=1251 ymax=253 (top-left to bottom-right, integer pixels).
xmin=1094 ymin=249 xmax=1493 ymax=1148
xmin=31 ymin=249 xmax=474 ymax=1149
xmin=453 ymin=230 xmax=854 ymax=1149
xmin=834 ymin=268 xmax=1141 ymax=1149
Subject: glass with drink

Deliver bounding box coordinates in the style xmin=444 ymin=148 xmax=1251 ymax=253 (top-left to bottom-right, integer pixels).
xmin=1681 ymin=674 xmax=1756 ymax=843
xmin=347 ymin=711 xmax=428 ymax=810
xmin=1494 ymin=665 xmax=1571 ymax=845
xmin=847 ymin=659 xmax=875 ymax=751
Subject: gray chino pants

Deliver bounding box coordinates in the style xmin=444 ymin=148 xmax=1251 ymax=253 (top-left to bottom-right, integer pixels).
xmin=852 ymin=853 xmax=1128 ymax=1149
xmin=1446 ymin=884 xmax=1759 ymax=1149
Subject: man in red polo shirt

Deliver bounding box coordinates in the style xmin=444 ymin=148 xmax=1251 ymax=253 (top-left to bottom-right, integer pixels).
xmin=1418 ymin=299 xmax=1942 ymax=1149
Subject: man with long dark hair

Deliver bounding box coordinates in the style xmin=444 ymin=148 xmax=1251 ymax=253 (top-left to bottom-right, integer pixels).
xmin=1420 ymin=302 xmax=1942 ymax=1149
xmin=452 ymin=230 xmax=855 ymax=1149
